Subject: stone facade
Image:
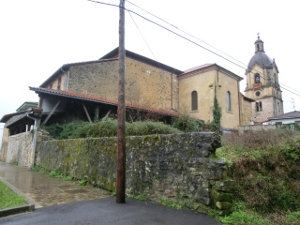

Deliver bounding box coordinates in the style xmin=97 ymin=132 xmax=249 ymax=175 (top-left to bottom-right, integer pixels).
xmin=5 ymin=132 xmax=33 ymax=167
xmin=35 ymin=49 xmax=254 ymax=131
xmin=67 ymin=58 xmax=178 ymax=112
xmin=178 ymin=64 xmax=242 ymax=129
xmin=36 ymin=132 xmax=234 ymax=214
xmin=0 ymin=127 xmax=9 ymax=161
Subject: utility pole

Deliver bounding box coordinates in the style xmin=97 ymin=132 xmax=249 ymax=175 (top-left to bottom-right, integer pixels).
xmin=116 ymin=0 xmax=126 ymax=203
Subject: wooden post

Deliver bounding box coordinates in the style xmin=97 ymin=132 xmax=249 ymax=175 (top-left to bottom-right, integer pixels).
xmin=116 ymin=0 xmax=126 ymax=203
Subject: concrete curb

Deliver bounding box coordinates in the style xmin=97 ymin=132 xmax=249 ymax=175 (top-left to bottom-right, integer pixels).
xmin=0 ymin=177 xmax=40 ymax=217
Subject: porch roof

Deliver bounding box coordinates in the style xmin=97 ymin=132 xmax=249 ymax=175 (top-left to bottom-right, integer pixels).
xmin=29 ymin=87 xmax=180 ymax=118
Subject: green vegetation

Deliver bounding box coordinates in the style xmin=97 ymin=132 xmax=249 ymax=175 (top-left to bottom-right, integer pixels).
xmin=172 ymin=114 xmax=203 ymax=132
xmin=43 ymin=118 xmax=182 ymax=139
xmin=214 ymin=129 xmax=300 ymax=225
xmin=160 ymin=198 xmax=184 ymax=210
xmin=209 ymin=89 xmax=222 ymax=133
xmin=78 ymin=179 xmax=88 ymax=186
xmin=0 ymin=182 xmax=27 ymax=210
xmin=33 ymin=166 xmax=74 ymax=182
xmin=42 ymin=116 xmax=210 ymax=140
xmin=49 ymin=169 xmax=64 ymax=178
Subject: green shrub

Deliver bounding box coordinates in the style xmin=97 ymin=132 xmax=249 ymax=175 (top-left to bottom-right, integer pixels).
xmin=127 ymin=120 xmax=181 ymax=136
xmin=43 ymin=118 xmax=182 ymax=139
xmin=172 ymin=114 xmax=203 ymax=132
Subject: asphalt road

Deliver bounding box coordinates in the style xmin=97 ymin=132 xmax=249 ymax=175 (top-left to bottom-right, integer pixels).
xmin=0 ymin=197 xmax=221 ymax=225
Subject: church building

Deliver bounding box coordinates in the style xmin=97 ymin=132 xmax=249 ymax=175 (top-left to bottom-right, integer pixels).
xmin=1 ymin=36 xmax=283 ymax=140
xmin=244 ymin=35 xmax=284 ymax=123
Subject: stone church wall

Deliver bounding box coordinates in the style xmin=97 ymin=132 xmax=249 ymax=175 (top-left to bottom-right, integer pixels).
xmin=36 ymin=132 xmax=234 ymax=214
xmin=68 ymin=58 xmax=178 ymax=113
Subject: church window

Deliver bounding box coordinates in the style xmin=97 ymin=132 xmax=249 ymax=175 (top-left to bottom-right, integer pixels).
xmin=226 ymin=91 xmax=231 ymax=111
xmin=257 ymin=43 xmax=259 ymax=51
xmin=255 ymin=73 xmax=260 ymax=83
xmin=256 ymin=101 xmax=262 ymax=112
xmin=255 ymin=91 xmax=260 ymax=97
xmin=191 ymin=91 xmax=198 ymax=111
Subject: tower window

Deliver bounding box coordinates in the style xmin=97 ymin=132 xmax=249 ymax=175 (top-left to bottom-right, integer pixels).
xmin=256 ymin=101 xmax=262 ymax=112
xmin=257 ymin=43 xmax=259 ymax=51
xmin=255 ymin=73 xmax=260 ymax=83
xmin=226 ymin=91 xmax=231 ymax=111
xmin=191 ymin=91 xmax=198 ymax=111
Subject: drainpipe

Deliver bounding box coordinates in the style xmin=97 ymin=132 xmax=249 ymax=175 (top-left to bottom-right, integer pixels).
xmin=27 ymin=112 xmax=41 ymax=169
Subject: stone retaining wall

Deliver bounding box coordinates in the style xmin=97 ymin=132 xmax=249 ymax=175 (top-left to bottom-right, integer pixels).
xmin=36 ymin=132 xmax=234 ymax=214
xmin=6 ymin=132 xmax=33 ymax=167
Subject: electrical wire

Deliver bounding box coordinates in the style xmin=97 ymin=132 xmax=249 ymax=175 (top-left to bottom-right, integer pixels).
xmin=87 ymin=0 xmax=300 ymax=99
xmin=125 ymin=1 xmax=300 ymax=98
xmin=126 ymin=4 xmax=160 ymax=67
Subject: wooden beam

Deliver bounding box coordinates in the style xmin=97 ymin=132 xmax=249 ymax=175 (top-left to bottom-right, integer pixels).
xmin=82 ymin=103 xmax=92 ymax=123
xmin=103 ymin=109 xmax=111 ymax=119
xmin=43 ymin=101 xmax=61 ymax=125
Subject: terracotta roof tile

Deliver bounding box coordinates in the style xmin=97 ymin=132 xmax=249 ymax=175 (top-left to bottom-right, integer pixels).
xmin=29 ymin=87 xmax=180 ymax=117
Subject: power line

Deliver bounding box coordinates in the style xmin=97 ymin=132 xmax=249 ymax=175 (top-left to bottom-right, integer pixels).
xmin=88 ymin=0 xmax=300 ymax=99
xmin=125 ymin=1 xmax=300 ymax=98
xmin=126 ymin=4 xmax=160 ymax=66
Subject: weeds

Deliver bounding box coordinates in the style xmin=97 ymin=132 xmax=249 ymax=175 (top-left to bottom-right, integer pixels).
xmin=49 ymin=169 xmax=64 ymax=178
xmin=78 ymin=179 xmax=88 ymax=186
xmin=213 ymin=130 xmax=300 ymax=225
xmin=160 ymin=198 xmax=183 ymax=209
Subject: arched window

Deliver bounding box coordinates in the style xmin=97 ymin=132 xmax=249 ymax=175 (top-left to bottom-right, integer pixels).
xmin=255 ymin=73 xmax=260 ymax=83
xmin=191 ymin=91 xmax=198 ymax=111
xmin=226 ymin=91 xmax=231 ymax=111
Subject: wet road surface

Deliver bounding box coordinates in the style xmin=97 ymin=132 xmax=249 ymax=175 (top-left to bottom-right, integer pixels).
xmin=0 ymin=161 xmax=110 ymax=207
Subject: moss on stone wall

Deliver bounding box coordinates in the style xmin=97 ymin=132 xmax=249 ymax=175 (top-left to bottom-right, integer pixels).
xmin=36 ymin=132 xmax=233 ymax=214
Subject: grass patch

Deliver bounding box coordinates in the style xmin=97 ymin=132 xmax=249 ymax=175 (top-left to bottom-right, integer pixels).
xmin=0 ymin=182 xmax=27 ymax=210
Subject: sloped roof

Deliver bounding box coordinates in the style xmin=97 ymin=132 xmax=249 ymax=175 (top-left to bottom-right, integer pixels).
xmin=40 ymin=48 xmax=183 ymax=88
xmin=182 ymin=63 xmax=214 ymax=74
xmin=16 ymin=101 xmax=38 ymax=112
xmin=1 ymin=108 xmax=43 ymax=127
xmin=0 ymin=111 xmax=26 ymax=123
xmin=180 ymin=63 xmax=243 ymax=81
xmin=268 ymin=111 xmax=300 ymax=120
xmin=40 ymin=58 xmax=117 ymax=88
xmin=100 ymin=47 xmax=183 ymax=75
xmin=29 ymin=87 xmax=180 ymax=117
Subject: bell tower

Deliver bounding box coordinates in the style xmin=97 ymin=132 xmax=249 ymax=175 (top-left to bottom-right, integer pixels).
xmin=244 ymin=34 xmax=283 ymax=123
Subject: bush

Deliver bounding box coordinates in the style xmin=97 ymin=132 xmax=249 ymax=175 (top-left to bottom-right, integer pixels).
xmin=172 ymin=114 xmax=203 ymax=132
xmin=43 ymin=118 xmax=182 ymax=139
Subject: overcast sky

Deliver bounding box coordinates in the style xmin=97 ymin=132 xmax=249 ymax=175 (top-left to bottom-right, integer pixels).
xmin=1 ymin=0 xmax=300 ymax=136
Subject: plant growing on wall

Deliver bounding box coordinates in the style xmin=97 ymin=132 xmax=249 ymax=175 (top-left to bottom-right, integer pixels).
xmin=209 ymin=86 xmax=222 ymax=133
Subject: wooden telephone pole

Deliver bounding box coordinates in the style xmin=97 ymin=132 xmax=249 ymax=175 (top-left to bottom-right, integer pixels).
xmin=116 ymin=0 xmax=126 ymax=203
